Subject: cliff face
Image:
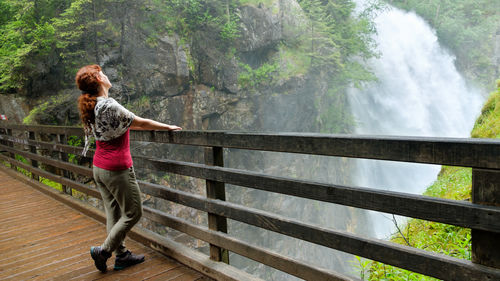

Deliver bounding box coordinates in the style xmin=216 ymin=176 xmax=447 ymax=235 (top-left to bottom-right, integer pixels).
xmin=10 ymin=1 xmax=324 ymax=134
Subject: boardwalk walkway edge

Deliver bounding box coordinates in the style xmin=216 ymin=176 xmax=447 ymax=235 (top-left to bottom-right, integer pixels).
xmin=0 ymin=166 xmax=263 ymax=281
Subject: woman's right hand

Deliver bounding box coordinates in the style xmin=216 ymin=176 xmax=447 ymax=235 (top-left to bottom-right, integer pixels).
xmin=168 ymin=125 xmax=182 ymax=131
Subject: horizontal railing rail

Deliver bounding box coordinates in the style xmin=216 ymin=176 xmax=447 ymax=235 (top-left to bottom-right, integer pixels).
xmin=3 ymin=124 xmax=500 ymax=168
xmin=1 ymin=123 xmax=499 ymax=281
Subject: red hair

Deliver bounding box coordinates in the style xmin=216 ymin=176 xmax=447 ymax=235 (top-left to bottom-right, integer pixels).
xmin=76 ymin=65 xmax=101 ymax=130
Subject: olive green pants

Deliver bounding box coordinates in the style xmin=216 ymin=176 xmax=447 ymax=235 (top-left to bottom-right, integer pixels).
xmin=93 ymin=166 xmax=143 ymax=255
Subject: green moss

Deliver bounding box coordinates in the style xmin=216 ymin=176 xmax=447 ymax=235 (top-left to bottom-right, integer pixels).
xmin=23 ymin=101 xmax=49 ymax=125
xmin=67 ymin=135 xmax=83 ymax=164
xmin=277 ymin=44 xmax=311 ymax=79
xmin=471 ymin=80 xmax=500 ymax=138
xmin=14 ymin=154 xmax=32 ymax=177
xmin=125 ymin=95 xmax=151 ymax=113
xmin=238 ymin=62 xmax=279 ymax=89
xmin=39 ymin=176 xmax=63 ymax=191
xmin=23 ymin=93 xmax=73 ymax=125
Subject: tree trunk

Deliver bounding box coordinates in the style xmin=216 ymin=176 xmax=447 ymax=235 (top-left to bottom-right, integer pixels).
xmin=120 ymin=1 xmax=128 ymax=63
xmin=434 ymin=3 xmax=441 ymax=26
xmin=92 ymin=0 xmax=100 ymax=65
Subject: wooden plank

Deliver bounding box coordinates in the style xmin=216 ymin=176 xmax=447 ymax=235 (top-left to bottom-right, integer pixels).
xmin=0 ymin=213 xmax=84 ymax=238
xmin=204 ymin=146 xmax=229 ymax=263
xmin=0 ymin=217 xmax=90 ymax=248
xmin=28 ymin=131 xmax=39 ymax=181
xmin=27 ymin=252 xmax=90 ymax=281
xmin=0 ymin=227 xmax=99 ymax=259
xmin=472 ymin=169 xmax=500 ymax=269
xmin=0 ymin=220 xmax=96 ymax=253
xmin=96 ymin=254 xmax=182 ymax=281
xmin=143 ymin=206 xmax=358 ymax=281
xmin=67 ymin=248 xmax=157 ymax=281
xmin=0 ymin=124 xmax=84 ymax=136
xmin=57 ymin=134 xmax=72 ymax=195
xmin=0 ymin=237 xmax=103 ymax=279
xmin=6 ymin=128 xmax=16 ymax=171
xmin=129 ymin=130 xmax=500 ymax=169
xmin=137 ymin=180 xmax=500 ymax=281
xmin=3 ymin=124 xmax=500 ymax=169
xmin=135 ymin=157 xmax=500 ymax=233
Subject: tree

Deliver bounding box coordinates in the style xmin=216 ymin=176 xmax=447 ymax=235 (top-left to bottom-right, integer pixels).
xmin=52 ymin=0 xmax=104 ymax=71
xmin=0 ymin=0 xmax=59 ymax=94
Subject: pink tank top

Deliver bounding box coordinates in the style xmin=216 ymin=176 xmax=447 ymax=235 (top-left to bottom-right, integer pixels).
xmin=93 ymin=129 xmax=133 ymax=171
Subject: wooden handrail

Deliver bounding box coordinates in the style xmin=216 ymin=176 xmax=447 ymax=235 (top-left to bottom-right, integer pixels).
xmin=2 ymin=123 xmax=500 ymax=168
xmin=1 ymin=124 xmax=499 ymax=280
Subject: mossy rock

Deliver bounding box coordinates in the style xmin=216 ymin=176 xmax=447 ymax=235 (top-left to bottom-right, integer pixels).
xmin=23 ymin=91 xmax=80 ymax=126
xmin=471 ymin=80 xmax=500 ymax=138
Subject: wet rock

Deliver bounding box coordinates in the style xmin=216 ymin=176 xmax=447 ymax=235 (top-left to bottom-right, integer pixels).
xmin=192 ymin=30 xmax=240 ymax=94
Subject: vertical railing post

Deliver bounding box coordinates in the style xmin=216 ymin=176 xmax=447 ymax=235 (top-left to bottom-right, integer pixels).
xmin=7 ymin=128 xmax=16 ymax=171
xmin=472 ymin=168 xmax=500 ymax=269
xmin=58 ymin=134 xmax=72 ymax=195
xmin=204 ymin=146 xmax=229 ymax=264
xmin=28 ymin=131 xmax=39 ymax=181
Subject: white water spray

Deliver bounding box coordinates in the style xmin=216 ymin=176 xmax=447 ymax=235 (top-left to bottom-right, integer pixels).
xmin=348 ymin=5 xmax=484 ymax=238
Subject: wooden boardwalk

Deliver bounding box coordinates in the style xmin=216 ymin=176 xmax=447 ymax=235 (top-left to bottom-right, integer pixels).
xmin=0 ymin=169 xmax=211 ymax=281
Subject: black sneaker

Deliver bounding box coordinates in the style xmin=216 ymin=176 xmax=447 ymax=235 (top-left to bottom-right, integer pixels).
xmin=90 ymin=246 xmax=111 ymax=272
xmin=114 ymin=250 xmax=145 ymax=270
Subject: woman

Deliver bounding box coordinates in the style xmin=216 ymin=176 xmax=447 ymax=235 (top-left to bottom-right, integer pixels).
xmin=76 ymin=64 xmax=181 ymax=272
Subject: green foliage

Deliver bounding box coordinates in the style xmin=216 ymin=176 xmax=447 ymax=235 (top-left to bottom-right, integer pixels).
xmin=276 ymin=44 xmax=311 ymax=78
xmin=318 ymin=88 xmax=354 ymax=134
xmin=67 ymin=135 xmax=83 ymax=163
xmin=52 ymin=0 xmax=93 ymax=65
xmin=238 ymin=62 xmax=279 ymax=89
xmin=471 ymin=80 xmax=500 ymax=138
xmin=297 ymin=0 xmax=378 ymax=74
xmin=367 ymin=166 xmax=473 ymax=280
xmin=238 ymin=0 xmax=274 ymax=7
xmin=23 ymin=94 xmax=70 ymax=125
xmin=351 ymin=256 xmax=371 ymax=280
xmin=220 ymin=18 xmax=240 ymax=42
xmin=11 ymin=154 xmax=62 ymax=191
xmin=39 ymin=176 xmax=63 ymax=191
xmin=295 ymin=0 xmax=379 ymax=134
xmin=392 ymin=0 xmax=499 ymax=86
xmin=23 ymin=101 xmax=50 ymax=124
xmin=140 ymin=0 xmax=232 ymax=43
xmin=0 ymin=0 xmax=58 ymax=93
xmin=14 ymin=154 xmax=32 ymax=177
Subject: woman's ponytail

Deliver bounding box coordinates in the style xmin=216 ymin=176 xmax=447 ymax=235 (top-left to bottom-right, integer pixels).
xmin=78 ymin=93 xmax=97 ymax=130
xmin=75 ymin=64 xmax=102 ymax=131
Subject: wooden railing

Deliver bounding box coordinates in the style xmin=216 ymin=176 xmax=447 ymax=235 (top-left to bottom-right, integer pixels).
xmin=1 ymin=123 xmax=499 ymax=281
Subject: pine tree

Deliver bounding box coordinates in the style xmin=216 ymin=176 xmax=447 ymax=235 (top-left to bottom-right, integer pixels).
xmin=0 ymin=0 xmax=59 ymax=94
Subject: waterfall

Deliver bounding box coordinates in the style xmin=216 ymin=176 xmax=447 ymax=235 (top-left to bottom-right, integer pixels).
xmin=348 ymin=4 xmax=484 ymax=238
xmin=223 ymin=3 xmax=485 ymax=279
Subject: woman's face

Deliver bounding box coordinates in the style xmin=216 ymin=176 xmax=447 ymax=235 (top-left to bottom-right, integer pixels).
xmin=98 ymin=71 xmax=112 ymax=89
